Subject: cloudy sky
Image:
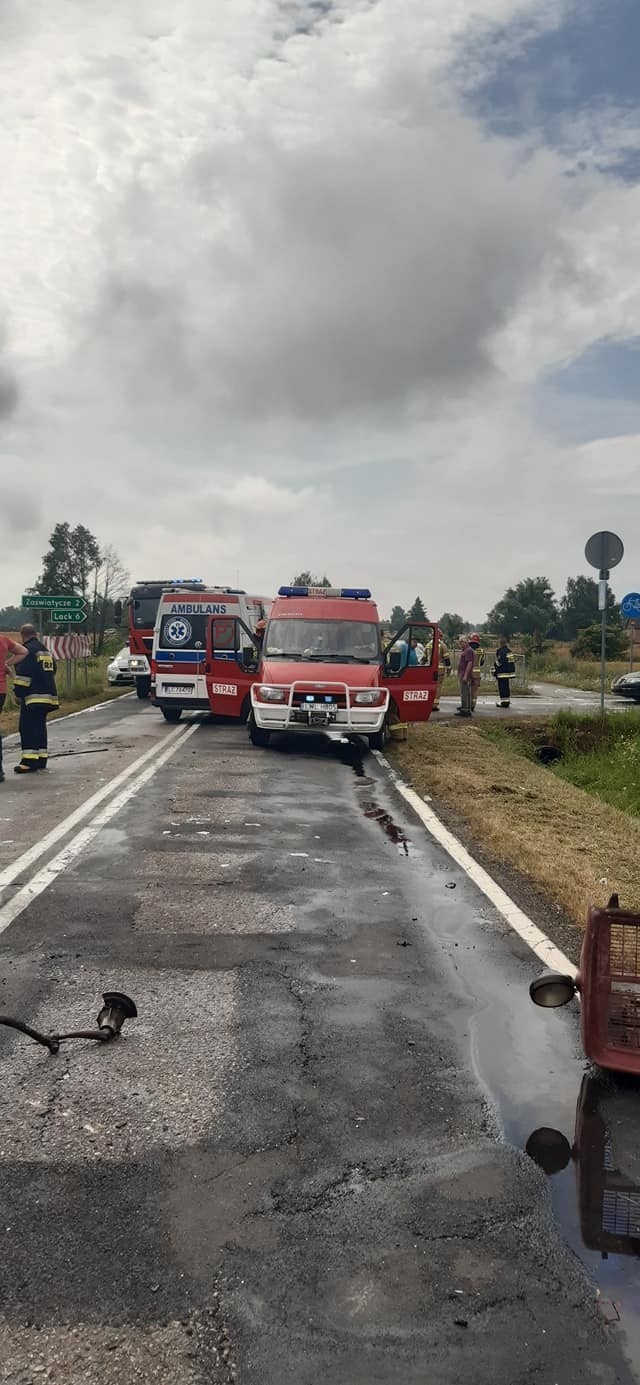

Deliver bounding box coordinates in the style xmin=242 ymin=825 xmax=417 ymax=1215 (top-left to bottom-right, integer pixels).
xmin=1 ymin=0 xmax=638 ymax=620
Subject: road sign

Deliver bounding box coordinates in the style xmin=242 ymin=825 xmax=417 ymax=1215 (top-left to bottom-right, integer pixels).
xmin=584 ymin=531 xmax=624 ymax=715
xmin=621 ymin=593 xmax=640 ymax=620
xmin=22 ymin=594 xmax=86 ymax=611
xmin=585 ymin=531 xmax=624 ymax=575
xmin=50 ymin=610 xmax=86 ymax=623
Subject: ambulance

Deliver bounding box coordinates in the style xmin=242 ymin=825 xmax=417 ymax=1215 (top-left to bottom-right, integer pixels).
xmin=248 ymin=585 xmax=439 ymax=749
xmin=151 ymin=587 xmax=271 ymax=722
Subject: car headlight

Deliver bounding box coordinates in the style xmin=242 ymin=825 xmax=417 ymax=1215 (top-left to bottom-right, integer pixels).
xmin=256 ymin=685 xmax=286 ymax=703
xmin=129 ymin=659 xmax=145 ymax=671
xmin=353 ymin=690 xmax=385 ymax=706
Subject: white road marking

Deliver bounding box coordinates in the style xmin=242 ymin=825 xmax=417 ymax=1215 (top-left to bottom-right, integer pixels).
xmin=0 ymin=723 xmax=192 ymax=896
xmin=372 ymin=751 xmax=575 ymax=976
xmin=0 ymin=724 xmax=199 ymax=935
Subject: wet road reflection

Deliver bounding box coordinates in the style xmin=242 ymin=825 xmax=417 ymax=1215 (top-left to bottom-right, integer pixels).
xmin=526 ymin=1073 xmax=640 ymax=1350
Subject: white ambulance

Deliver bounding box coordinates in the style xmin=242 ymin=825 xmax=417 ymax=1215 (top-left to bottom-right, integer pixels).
xmin=151 ymin=587 xmax=271 ymax=722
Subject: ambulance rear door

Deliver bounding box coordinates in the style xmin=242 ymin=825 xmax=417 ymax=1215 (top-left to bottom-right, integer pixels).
xmin=206 ymin=615 xmax=259 ymax=719
xmin=381 ymin=621 xmax=439 ymax=723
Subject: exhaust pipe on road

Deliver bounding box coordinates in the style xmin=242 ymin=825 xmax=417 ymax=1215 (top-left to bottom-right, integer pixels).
xmin=0 ymin=991 xmax=137 ymax=1057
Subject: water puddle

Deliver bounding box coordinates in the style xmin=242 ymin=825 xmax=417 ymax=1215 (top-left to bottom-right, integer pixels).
xmin=350 ymin=754 xmax=409 ymax=853
xmin=524 ymin=1071 xmax=640 ymax=1353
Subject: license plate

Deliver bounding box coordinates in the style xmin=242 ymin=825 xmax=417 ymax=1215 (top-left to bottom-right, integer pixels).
xmin=162 ymin=683 xmax=194 ymax=694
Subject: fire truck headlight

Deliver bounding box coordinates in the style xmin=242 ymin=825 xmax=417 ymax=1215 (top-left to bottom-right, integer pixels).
xmin=529 ymin=972 xmax=577 ymax=1008
xmin=353 ymin=690 xmax=385 ymax=706
xmin=257 ymin=686 xmax=286 ymax=703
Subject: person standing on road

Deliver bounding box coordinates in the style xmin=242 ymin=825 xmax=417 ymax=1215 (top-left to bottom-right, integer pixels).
xmin=456 ymin=636 xmax=474 ymax=717
xmin=492 ymin=637 xmax=516 ymax=708
xmin=0 ymin=631 xmax=28 ymax=782
xmin=12 ymin=625 xmax=59 ymax=774
xmin=469 ymin=633 xmax=485 ymax=712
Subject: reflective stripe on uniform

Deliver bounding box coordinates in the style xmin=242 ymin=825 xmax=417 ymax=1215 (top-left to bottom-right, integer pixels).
xmin=24 ymin=695 xmax=59 ymax=707
xmin=13 ymin=676 xmax=31 ymax=687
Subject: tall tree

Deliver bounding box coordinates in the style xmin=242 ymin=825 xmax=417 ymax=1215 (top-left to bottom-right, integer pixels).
xmin=438 ymin=612 xmax=468 ymax=642
xmin=487 ymin=577 xmax=559 ymax=652
xmin=92 ymin=546 xmax=130 ymax=653
xmin=291 ymin=572 xmax=332 ymax=587
xmin=560 ymin=575 xmax=617 ymax=640
xmin=38 ymin=522 xmax=101 ymax=600
xmin=407 ymin=596 xmax=427 ymax=621
xmin=389 ymin=604 xmax=407 ymax=631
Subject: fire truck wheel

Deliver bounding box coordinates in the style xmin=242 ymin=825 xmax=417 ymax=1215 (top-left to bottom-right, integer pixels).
xmin=368 ymin=719 xmax=390 ymax=752
xmin=136 ymin=677 xmax=152 ymax=700
xmin=161 ymin=707 xmax=182 ymax=723
xmin=249 ymin=715 xmax=271 ymax=747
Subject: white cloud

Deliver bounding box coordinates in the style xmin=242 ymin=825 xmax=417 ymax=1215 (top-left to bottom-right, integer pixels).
xmin=0 ymin=0 xmax=639 ymax=618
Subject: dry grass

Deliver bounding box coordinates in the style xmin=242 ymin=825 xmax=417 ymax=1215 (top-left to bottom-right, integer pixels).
xmin=391 ymin=720 xmax=640 ymax=929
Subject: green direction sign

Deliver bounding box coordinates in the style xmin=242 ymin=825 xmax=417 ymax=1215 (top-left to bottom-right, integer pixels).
xmin=22 ymin=594 xmax=86 ymax=611
xmin=51 ymin=610 xmax=86 ymax=623
xmin=22 ymin=594 xmax=86 ymax=610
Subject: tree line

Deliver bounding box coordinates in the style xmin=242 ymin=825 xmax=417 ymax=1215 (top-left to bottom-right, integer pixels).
xmin=388 ymin=575 xmax=629 ymax=657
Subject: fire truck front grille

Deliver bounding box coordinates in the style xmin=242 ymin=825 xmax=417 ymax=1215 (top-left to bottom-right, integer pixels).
xmin=607 ymin=922 xmax=640 ymax=1050
xmin=602 ymin=1189 xmax=640 ymax=1238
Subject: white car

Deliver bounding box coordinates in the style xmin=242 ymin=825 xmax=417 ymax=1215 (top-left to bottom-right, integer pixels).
xmin=107 ymin=647 xmax=134 ymax=685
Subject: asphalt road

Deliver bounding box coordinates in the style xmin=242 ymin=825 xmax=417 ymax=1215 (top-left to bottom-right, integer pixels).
xmin=0 ymin=695 xmax=637 ymax=1384
xmin=437 ymin=682 xmax=635 ymax=719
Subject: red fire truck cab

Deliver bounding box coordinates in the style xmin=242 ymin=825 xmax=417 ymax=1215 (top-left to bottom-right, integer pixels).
xmin=248 ymin=585 xmax=439 ymax=749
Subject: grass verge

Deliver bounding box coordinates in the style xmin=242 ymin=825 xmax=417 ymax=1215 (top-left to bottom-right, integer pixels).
xmin=527 ymin=654 xmax=629 ymax=692
xmin=0 ymin=658 xmax=130 ymax=737
xmin=390 ymin=717 xmax=640 ymax=929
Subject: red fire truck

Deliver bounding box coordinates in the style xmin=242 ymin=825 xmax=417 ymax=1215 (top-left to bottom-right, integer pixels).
xmin=118 ymin=579 xmax=208 ymax=699
xmin=151 ymin=587 xmax=271 ymax=722
xmin=247 ymin=585 xmax=439 ymax=749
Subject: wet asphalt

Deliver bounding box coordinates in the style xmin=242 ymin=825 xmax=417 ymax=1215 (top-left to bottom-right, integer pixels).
xmin=0 ymin=701 xmax=638 ymax=1383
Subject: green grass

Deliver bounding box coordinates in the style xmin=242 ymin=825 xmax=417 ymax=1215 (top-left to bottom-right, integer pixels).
xmin=0 ymin=656 xmax=127 ymax=736
xmin=483 ymin=710 xmax=640 ymax=818
xmin=527 ymin=653 xmax=629 ymax=692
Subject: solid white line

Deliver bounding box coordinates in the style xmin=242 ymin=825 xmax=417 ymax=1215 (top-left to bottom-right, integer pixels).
xmin=0 ymin=724 xmax=199 ymax=934
xmin=1 ymin=691 xmax=135 ymax=746
xmin=0 ymin=722 xmax=191 ymax=894
xmin=372 ymin=751 xmax=575 ymax=975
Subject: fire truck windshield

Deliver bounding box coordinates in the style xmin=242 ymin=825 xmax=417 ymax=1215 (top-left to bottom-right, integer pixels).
xmin=265 ymin=619 xmax=380 ymax=663
xmin=131 ymin=597 xmax=160 ymax=628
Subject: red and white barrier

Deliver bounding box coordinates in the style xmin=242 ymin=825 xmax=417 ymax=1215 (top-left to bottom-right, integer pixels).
xmin=44 ymin=634 xmax=91 ymax=660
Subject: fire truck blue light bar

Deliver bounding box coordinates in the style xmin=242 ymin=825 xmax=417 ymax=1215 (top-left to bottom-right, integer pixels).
xmin=277 ymin=587 xmax=372 ymax=599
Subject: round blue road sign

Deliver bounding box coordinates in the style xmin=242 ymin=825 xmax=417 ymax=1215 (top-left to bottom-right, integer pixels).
xmin=621 ymin=593 xmax=640 ymax=619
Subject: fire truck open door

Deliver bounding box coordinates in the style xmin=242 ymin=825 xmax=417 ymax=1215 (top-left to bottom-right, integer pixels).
xmin=381 ymin=622 xmax=439 ymax=724
xmin=206 ymin=616 xmax=258 ymax=720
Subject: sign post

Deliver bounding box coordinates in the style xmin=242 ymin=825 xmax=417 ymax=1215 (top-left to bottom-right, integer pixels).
xmin=620 ymin=594 xmax=640 ymax=672
xmin=585 ymin=532 xmax=625 ymax=715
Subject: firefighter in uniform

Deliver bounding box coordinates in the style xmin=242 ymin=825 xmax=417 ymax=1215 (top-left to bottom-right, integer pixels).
xmin=468 ymin=633 xmax=485 ymax=711
xmin=492 ymin=638 xmax=516 ymax=708
xmin=13 ymin=625 xmax=59 ymax=773
xmin=433 ymin=631 xmax=451 ymax=711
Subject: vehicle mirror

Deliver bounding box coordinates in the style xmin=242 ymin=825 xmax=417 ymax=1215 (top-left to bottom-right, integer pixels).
xmin=113 ymin=600 xmax=122 ymax=626
xmin=242 ymin=646 xmax=258 ymax=670
xmin=387 ymin=651 xmax=402 ymax=674
xmin=525 ymin=1127 xmax=573 ymax=1175
xmin=529 ymin=972 xmax=577 ymax=1008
